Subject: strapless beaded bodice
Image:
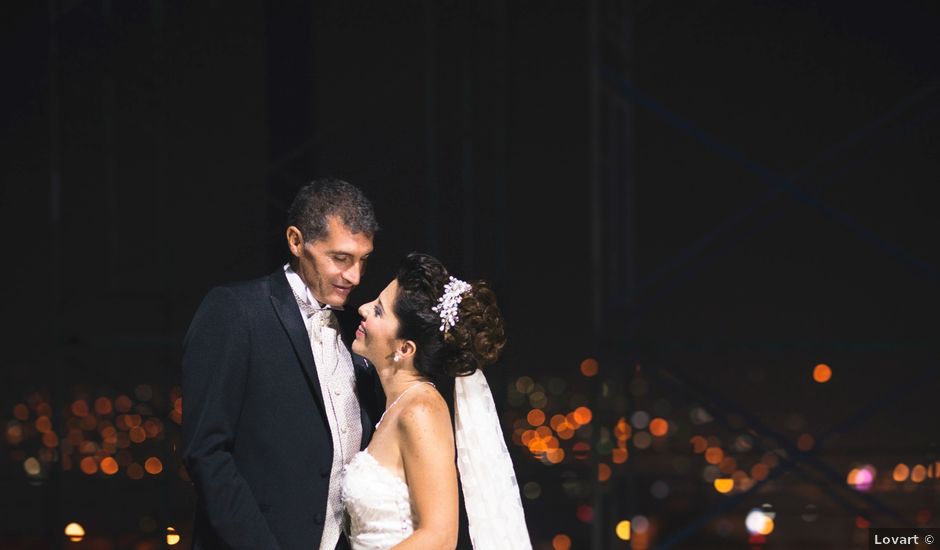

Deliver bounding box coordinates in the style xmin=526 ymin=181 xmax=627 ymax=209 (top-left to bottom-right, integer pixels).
xmin=341 ymin=450 xmax=416 ymax=550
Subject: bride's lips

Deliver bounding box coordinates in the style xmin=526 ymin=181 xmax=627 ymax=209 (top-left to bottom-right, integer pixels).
xmin=355 ymin=323 xmax=366 ymax=339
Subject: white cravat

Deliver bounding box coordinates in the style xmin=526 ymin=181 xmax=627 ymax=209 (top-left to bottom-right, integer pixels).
xmin=284 ymin=265 xmax=362 ymax=550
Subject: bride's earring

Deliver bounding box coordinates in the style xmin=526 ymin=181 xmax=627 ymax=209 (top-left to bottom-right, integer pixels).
xmin=393 ymin=353 xmax=400 ymax=363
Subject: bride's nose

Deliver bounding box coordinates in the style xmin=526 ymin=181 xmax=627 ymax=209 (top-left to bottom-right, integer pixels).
xmin=357 ymin=302 xmax=368 ymax=318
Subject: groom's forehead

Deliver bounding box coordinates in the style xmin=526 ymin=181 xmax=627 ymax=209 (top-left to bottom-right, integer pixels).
xmin=315 ymin=219 xmax=374 ymax=254
xmin=322 ymin=239 xmax=373 ymax=257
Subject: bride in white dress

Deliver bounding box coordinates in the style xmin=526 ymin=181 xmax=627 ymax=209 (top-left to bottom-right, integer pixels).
xmin=343 ymin=253 xmax=531 ymax=550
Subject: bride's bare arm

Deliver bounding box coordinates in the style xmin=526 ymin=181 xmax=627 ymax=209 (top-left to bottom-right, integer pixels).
xmin=391 ymin=392 xmax=458 ymax=550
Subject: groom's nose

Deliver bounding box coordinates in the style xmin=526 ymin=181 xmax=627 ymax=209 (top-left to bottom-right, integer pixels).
xmin=342 ymin=263 xmax=362 ymax=286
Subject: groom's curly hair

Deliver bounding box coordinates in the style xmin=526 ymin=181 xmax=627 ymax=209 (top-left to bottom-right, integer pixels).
xmin=393 ymin=253 xmax=506 ymax=382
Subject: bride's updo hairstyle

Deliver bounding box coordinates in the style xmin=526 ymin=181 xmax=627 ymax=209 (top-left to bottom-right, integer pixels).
xmin=393 ymin=253 xmax=506 ymax=382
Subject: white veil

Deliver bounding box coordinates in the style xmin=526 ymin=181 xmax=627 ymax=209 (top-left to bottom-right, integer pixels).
xmin=454 ymin=370 xmax=533 ymax=549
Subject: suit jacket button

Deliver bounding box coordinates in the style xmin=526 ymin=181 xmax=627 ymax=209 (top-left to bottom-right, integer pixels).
xmin=315 ymin=513 xmax=324 ymax=524
xmin=319 ymin=467 xmax=329 ymax=478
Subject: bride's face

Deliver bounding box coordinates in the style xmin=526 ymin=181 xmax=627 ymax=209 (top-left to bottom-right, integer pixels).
xmin=353 ymin=279 xmax=404 ymax=366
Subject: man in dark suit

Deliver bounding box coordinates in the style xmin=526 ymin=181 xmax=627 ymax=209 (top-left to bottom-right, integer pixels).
xmin=182 ymin=179 xmax=381 ymax=550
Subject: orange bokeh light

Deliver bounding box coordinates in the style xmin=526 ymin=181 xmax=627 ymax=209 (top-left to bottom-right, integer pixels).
xmin=129 ymin=427 xmax=147 ymax=444
xmin=552 ymin=534 xmax=571 ymax=550
xmin=893 ymin=463 xmax=910 ymax=482
xmin=100 ymin=457 xmax=119 ymax=475
xmin=42 ymin=432 xmax=59 ymax=448
xmin=704 ymin=447 xmax=724 ymax=465
xmin=580 ymin=358 xmax=599 ymax=377
xmin=813 ymin=364 xmax=832 ymax=383
xmin=167 ymin=526 xmax=181 ymax=546
xmin=64 ymin=523 xmax=85 ymax=542
xmin=80 ymin=457 xmax=98 ymax=475
xmin=529 ymin=440 xmax=548 ymax=457
xmin=35 ymin=416 xmax=52 ymax=434
xmin=71 ymin=400 xmax=89 ymax=418
xmin=13 ymin=404 xmax=29 ymax=421
xmin=614 ymin=418 xmax=631 ymax=441
xmin=612 ymin=448 xmax=628 ymax=464
xmin=690 ymin=435 xmax=707 ymax=453
xmin=5 ymin=424 xmax=24 ymax=445
xmin=115 ymin=395 xmax=133 ymax=413
xmin=797 ymin=433 xmax=814 ymax=451
xmin=94 ymin=397 xmax=113 ymax=415
xmin=565 ymin=412 xmax=580 ymax=429
xmin=598 ymin=463 xmax=612 ymax=482
xmin=527 ymin=409 xmax=546 ymax=427
xmin=649 ymin=418 xmax=668 ymax=437
xmin=145 ymin=457 xmax=164 ymax=475
xmin=573 ymin=407 xmax=593 ymax=425
xmin=546 ymin=448 xmax=565 ymax=464
xmin=714 ymin=478 xmax=734 ymax=493
xmin=144 ymin=419 xmax=162 ymax=438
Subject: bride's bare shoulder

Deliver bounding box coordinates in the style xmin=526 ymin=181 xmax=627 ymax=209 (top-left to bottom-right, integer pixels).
xmin=397 ymin=387 xmax=451 ymax=439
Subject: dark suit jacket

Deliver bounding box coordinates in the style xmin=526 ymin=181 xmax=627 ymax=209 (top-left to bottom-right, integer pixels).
xmin=182 ymin=269 xmax=381 ymax=550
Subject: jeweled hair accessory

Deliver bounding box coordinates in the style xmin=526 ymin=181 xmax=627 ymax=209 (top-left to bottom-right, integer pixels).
xmin=431 ymin=276 xmax=472 ymax=332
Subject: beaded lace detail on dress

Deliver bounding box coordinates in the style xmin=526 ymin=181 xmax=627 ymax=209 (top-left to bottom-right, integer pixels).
xmin=341 ymin=450 xmax=416 ymax=550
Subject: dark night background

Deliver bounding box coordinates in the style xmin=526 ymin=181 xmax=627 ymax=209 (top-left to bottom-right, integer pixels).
xmin=2 ymin=1 xmax=938 ymax=549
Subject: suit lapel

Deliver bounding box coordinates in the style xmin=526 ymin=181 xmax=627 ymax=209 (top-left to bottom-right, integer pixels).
xmin=269 ymin=270 xmax=327 ymax=420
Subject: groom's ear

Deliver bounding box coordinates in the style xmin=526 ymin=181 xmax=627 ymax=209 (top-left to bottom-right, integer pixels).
xmin=286 ymin=226 xmax=304 ymax=258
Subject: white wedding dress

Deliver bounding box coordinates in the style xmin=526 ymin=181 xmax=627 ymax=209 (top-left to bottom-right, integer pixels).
xmin=341 ymin=372 xmax=532 ymax=550
xmin=341 ymin=450 xmax=417 ymax=550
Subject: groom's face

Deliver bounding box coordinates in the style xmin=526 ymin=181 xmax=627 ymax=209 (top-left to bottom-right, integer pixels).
xmin=291 ymin=216 xmax=373 ymax=308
